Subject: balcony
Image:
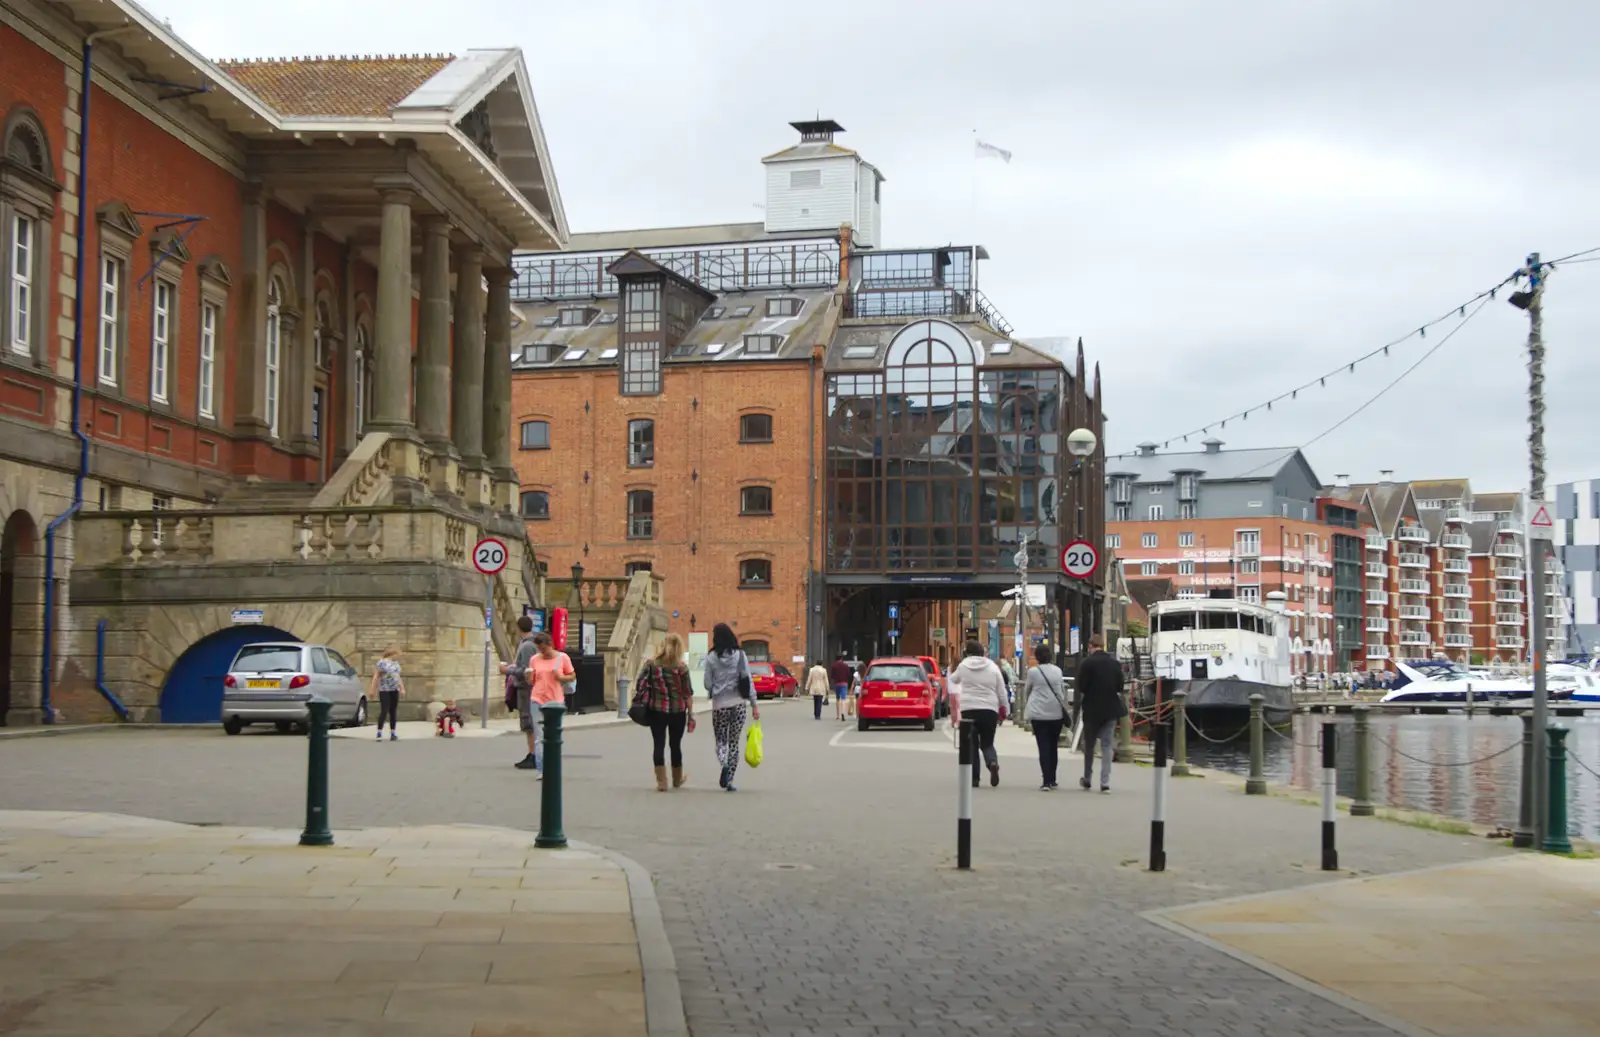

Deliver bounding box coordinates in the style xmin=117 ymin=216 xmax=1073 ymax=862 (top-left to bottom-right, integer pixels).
xmin=1495 ymin=542 xmax=1523 ymax=558
xmin=1365 ymin=618 xmax=1389 ymax=633
xmin=1497 ymin=590 xmax=1524 ymax=604
xmin=1399 ymin=579 xmax=1429 ymax=595
xmin=1400 ymin=631 xmax=1431 ymax=646
xmin=1400 ymin=605 xmax=1430 ymax=621
xmin=1398 ymin=553 xmax=1429 ymax=569
xmin=1497 ymin=566 xmax=1524 ymax=581
xmin=1442 ymin=532 xmax=1471 ymax=549
xmin=1498 ymin=520 xmax=1523 ymax=536
xmin=1365 ymin=533 xmax=1386 ymax=551
xmin=1365 ymin=590 xmax=1388 ymax=605
xmin=1365 ymin=562 xmax=1388 ymax=577
xmin=1444 ymin=583 xmax=1471 ymax=599
xmin=1398 ymin=526 xmax=1429 ymax=543
xmin=1444 ymin=609 xmax=1472 ymax=624
xmin=1366 ymin=645 xmax=1391 ymax=660
xmin=1445 ymin=633 xmax=1473 ymax=648
xmin=1496 ymin=611 xmax=1523 ymax=625
xmin=1443 ymin=558 xmax=1470 ymax=573
xmin=1498 ymin=635 xmax=1526 ymax=650
xmin=515 ymin=238 xmax=841 ymax=300
xmin=1445 ymin=506 xmax=1467 ymax=523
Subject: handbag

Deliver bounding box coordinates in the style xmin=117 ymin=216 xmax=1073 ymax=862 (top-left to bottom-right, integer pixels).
xmin=503 ymin=672 xmax=518 ymax=712
xmin=736 ymin=652 xmax=754 ymax=700
xmin=628 ymin=664 xmax=654 ymax=727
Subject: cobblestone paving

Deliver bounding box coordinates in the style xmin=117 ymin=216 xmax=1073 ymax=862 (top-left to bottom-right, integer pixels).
xmin=0 ymin=708 xmax=1504 ymax=1036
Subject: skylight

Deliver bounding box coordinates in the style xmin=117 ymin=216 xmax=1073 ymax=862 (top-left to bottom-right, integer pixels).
xmin=989 ymin=342 xmax=1013 ymax=355
xmin=705 ymin=307 xmax=726 ymax=320
xmin=704 ymin=343 xmax=725 ymax=355
xmin=536 ymin=316 xmax=558 ymax=327
xmin=843 ymin=345 xmax=877 ymax=359
xmin=731 ymin=305 xmax=754 ymax=318
xmin=562 ymin=349 xmax=587 ymax=361
xmin=671 ymin=342 xmax=698 ymax=357
xmin=598 ymin=313 xmax=618 ymax=324
xmin=599 ymin=348 xmax=618 ymax=360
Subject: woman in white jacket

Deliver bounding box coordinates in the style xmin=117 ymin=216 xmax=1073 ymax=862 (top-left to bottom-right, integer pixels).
xmin=949 ymin=640 xmax=1007 ymax=788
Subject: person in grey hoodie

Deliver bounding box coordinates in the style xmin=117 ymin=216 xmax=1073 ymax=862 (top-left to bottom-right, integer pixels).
xmin=1022 ymin=644 xmax=1070 ymax=789
xmin=949 ymin=640 xmax=1007 ymax=787
xmin=701 ymin=623 xmax=761 ymax=792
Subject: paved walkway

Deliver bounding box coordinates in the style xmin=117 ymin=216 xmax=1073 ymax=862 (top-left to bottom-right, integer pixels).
xmin=1156 ymin=853 xmax=1600 ymax=1037
xmin=330 ymin=711 xmax=629 ymax=741
xmin=0 ymin=810 xmax=669 ymax=1036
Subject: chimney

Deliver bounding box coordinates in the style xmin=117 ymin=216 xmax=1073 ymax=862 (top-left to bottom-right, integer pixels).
xmin=838 ymin=222 xmax=852 ymax=289
xmin=1202 ymin=437 xmax=1223 ymax=454
xmin=1379 ymin=470 xmax=1394 ymax=484
xmin=1334 ymin=473 xmax=1350 ymax=489
xmin=1136 ymin=441 xmax=1158 ymax=457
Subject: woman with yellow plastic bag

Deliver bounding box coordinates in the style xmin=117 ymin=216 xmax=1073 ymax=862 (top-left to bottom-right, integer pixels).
xmin=702 ymin=623 xmax=761 ymax=792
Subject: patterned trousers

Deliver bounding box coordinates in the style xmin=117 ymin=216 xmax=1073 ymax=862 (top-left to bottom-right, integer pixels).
xmin=712 ymin=705 xmax=747 ymax=781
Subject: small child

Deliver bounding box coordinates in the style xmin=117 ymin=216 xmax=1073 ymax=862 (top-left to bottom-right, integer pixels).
xmin=436 ymin=700 xmax=463 ymax=737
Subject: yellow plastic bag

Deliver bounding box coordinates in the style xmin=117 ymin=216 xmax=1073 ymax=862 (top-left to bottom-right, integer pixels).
xmin=744 ymin=718 xmax=764 ymax=768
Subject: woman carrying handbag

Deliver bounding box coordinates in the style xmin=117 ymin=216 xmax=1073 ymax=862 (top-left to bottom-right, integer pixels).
xmin=701 ymin=623 xmax=760 ymax=792
xmin=634 ymin=634 xmax=695 ymax=791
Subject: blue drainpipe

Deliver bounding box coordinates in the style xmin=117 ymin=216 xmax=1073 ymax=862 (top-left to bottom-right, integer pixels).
xmin=39 ymin=35 xmax=101 ymax=724
xmin=94 ymin=620 xmax=128 ymax=721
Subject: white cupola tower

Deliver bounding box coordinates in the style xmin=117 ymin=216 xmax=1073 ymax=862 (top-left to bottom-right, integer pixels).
xmin=761 ymin=119 xmax=883 ymax=247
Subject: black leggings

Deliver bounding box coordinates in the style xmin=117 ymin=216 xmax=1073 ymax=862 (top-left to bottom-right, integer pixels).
xmin=377 ymin=690 xmax=400 ymax=731
xmin=649 ymin=708 xmax=687 ymax=767
xmin=965 ymin=708 xmax=1000 ymax=785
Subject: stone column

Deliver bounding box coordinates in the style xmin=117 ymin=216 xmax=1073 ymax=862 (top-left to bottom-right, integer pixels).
xmin=233 ymin=184 xmax=269 ymax=438
xmin=452 ymin=248 xmax=487 ymax=505
xmin=417 ymin=217 xmax=456 ymax=499
xmin=289 ymin=222 xmax=319 ymax=459
xmin=484 ymin=267 xmax=517 ymax=513
xmin=372 ymin=188 xmax=415 ymax=436
xmin=335 ymin=242 xmax=359 ymax=464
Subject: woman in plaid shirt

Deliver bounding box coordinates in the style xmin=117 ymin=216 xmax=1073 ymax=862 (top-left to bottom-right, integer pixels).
xmin=638 ymin=633 xmax=696 ymax=791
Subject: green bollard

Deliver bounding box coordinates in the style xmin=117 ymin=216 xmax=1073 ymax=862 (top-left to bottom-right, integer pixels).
xmin=1171 ymin=689 xmax=1190 ymax=777
xmin=299 ymin=696 xmax=333 ymax=847
xmin=1514 ymin=714 xmax=1536 ymax=848
xmin=1541 ymin=726 xmax=1572 ymax=855
xmin=1246 ymin=693 xmax=1267 ymax=795
xmin=1350 ymin=705 xmax=1374 ymax=817
xmin=535 ymin=701 xmax=568 ymax=849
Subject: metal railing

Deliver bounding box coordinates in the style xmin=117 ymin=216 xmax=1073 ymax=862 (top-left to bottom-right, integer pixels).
xmin=511 ymin=239 xmax=840 ymax=300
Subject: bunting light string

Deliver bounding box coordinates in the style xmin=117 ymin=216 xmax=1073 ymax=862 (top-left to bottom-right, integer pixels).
xmin=1105 ymin=263 xmax=1551 ymax=460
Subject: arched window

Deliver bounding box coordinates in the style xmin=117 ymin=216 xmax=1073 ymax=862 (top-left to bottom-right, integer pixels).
xmin=2 ymin=111 xmax=54 ymax=362
xmin=740 ymin=485 xmax=773 ymax=515
xmin=353 ymin=322 xmax=371 ymax=435
xmin=741 ymin=639 xmax=770 ymax=662
xmin=627 ymin=490 xmax=654 ymax=539
xmin=314 ymin=300 xmax=332 ymax=370
xmin=520 ymin=490 xmax=549 ymax=520
xmin=739 ymin=558 xmax=772 ymax=587
xmin=265 ymin=277 xmax=283 ymax=438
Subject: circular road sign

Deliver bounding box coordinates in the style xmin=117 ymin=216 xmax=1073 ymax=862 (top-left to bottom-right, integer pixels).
xmin=1060 ymin=539 xmax=1099 ymax=579
xmin=472 ymin=537 xmax=509 ymax=576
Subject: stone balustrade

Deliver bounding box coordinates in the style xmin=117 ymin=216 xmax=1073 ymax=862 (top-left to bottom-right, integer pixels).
xmin=310 ymin=431 xmax=393 ymax=508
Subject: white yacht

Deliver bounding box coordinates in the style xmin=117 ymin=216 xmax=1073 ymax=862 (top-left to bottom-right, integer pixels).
xmin=1380 ymin=659 xmax=1600 ymax=706
xmin=1145 ymin=598 xmax=1294 ymax=720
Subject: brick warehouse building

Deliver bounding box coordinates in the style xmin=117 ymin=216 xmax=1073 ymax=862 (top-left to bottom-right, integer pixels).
xmin=511 ymin=121 xmax=1106 ymax=671
xmin=0 ymin=0 xmax=565 ymax=723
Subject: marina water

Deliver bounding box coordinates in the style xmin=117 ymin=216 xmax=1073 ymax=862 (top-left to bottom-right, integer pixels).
xmin=1185 ymin=712 xmax=1600 ymax=842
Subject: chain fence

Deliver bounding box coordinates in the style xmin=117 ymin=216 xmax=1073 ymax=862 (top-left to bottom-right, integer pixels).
xmin=1370 ymin=733 xmax=1523 ymax=768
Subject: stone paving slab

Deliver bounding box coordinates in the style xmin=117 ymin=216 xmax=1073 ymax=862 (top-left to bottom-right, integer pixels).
xmin=0 ymin=811 xmax=655 ymax=1036
xmin=1154 ymin=854 xmax=1600 ymax=1037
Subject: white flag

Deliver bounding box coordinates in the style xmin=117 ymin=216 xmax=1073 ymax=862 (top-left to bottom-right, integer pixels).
xmin=975 ymin=139 xmax=1012 ymax=163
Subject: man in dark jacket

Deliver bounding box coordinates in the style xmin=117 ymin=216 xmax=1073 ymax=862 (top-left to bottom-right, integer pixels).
xmin=1074 ymin=635 xmax=1126 ymax=792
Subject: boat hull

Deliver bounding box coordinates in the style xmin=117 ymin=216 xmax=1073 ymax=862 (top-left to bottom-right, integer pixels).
xmin=1174 ymin=677 xmax=1293 ymax=718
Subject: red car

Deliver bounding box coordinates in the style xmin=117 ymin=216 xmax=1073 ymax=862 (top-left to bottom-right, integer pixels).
xmin=916 ymin=655 xmax=951 ymax=719
xmin=857 ymin=657 xmax=938 ymax=731
xmin=749 ymin=662 xmax=798 ymax=699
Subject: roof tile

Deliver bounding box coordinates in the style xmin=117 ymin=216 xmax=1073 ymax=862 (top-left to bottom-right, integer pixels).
xmin=216 ymin=55 xmax=454 ymax=118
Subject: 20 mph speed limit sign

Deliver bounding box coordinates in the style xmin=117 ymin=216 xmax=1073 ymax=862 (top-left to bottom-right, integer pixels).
xmin=1060 ymin=539 xmax=1099 ymax=579
xmin=473 ymin=537 xmax=509 ymax=576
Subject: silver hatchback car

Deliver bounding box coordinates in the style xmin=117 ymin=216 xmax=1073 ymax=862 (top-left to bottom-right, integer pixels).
xmin=221 ymin=642 xmax=367 ymax=735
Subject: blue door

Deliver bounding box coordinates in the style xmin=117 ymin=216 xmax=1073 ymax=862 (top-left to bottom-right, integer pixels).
xmin=160 ymin=626 xmax=299 ymax=724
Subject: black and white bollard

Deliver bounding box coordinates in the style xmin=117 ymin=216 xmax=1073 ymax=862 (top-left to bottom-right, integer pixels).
xmin=1321 ymin=722 xmax=1338 ymax=871
xmin=1149 ymin=721 xmax=1168 ymax=872
xmin=957 ymin=718 xmax=974 ymax=869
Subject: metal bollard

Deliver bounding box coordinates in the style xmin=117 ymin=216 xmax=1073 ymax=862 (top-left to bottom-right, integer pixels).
xmin=616 ymin=674 xmax=631 ymax=722
xmin=1320 ymin=722 xmax=1338 ymax=870
xmin=1541 ymin=726 xmax=1573 ymax=855
xmin=1149 ymin=721 xmax=1168 ymax=872
xmin=535 ymin=702 xmax=568 ymax=849
xmin=299 ymin=696 xmax=334 ymax=847
xmin=1246 ymin=693 xmax=1267 ymax=795
xmin=1171 ymin=689 xmax=1190 ymax=777
xmin=1513 ymin=713 xmax=1536 ymax=848
xmin=957 ymin=718 xmax=974 ymax=869
xmin=1350 ymin=706 xmax=1374 ymax=817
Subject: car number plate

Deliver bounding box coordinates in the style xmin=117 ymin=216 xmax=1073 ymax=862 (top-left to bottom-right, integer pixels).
xmin=246 ymin=679 xmax=280 ymax=689
xmin=881 ymin=691 xmax=908 ymax=698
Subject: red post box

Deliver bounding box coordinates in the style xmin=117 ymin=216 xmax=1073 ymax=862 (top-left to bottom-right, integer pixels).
xmin=550 ymin=607 xmax=569 ymax=651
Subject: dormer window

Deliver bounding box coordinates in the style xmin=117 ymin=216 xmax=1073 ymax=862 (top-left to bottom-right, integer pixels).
xmin=558 ymin=307 xmax=593 ymax=327
xmin=766 ymin=297 xmax=802 ymax=318
xmin=624 ymin=282 xmax=661 ymax=334
xmin=744 ymin=334 xmax=782 ymax=355
xmin=521 ymin=344 xmax=557 ymax=364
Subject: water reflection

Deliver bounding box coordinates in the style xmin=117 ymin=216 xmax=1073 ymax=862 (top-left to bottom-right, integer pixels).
xmin=1184 ymin=713 xmax=1600 ymax=841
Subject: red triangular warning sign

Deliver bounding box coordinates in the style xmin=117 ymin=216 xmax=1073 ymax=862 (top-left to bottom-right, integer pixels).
xmin=1531 ymin=505 xmax=1553 ymax=527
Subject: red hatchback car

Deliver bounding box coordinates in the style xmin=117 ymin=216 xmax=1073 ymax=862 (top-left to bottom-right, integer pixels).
xmin=749 ymin=662 xmax=798 ymax=699
xmin=857 ymin=657 xmax=938 ymax=731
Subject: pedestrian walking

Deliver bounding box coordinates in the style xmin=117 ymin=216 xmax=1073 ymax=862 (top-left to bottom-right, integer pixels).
xmin=1074 ymin=634 xmax=1127 ymax=792
xmin=499 ymin=616 xmax=540 ymax=770
xmin=637 ymin=633 xmax=696 ymax=791
xmin=702 ymin=623 xmax=760 ymax=791
xmin=1022 ymin=644 xmax=1070 ymax=790
xmin=949 ymin=640 xmax=1006 ymax=787
xmin=828 ymin=651 xmax=852 ymax=721
xmin=369 ymin=646 xmax=405 ymax=741
xmin=806 ymin=659 xmax=830 ymax=720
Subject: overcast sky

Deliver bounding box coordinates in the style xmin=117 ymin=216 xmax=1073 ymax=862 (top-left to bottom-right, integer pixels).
xmin=147 ymin=0 xmax=1599 ymax=494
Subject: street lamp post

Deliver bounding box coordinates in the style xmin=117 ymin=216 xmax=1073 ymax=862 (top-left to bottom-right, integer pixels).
xmin=570 ymin=560 xmax=585 ymax=712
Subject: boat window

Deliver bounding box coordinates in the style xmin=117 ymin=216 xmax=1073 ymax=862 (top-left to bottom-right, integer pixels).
xmin=1158 ymin=611 xmax=1197 ymax=631
xmin=1202 ymin=612 xmax=1239 ymax=630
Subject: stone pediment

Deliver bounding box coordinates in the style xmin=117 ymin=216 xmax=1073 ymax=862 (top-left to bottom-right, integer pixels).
xmin=95 ymin=201 xmax=143 ymax=240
